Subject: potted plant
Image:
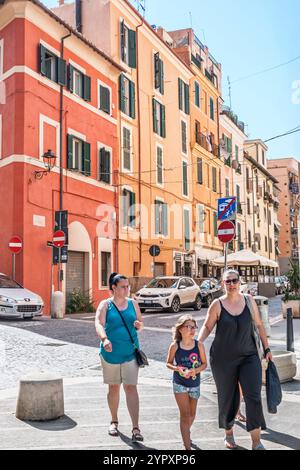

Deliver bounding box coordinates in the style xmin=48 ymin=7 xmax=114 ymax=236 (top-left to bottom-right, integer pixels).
xmin=282 ymin=260 xmax=300 ymax=318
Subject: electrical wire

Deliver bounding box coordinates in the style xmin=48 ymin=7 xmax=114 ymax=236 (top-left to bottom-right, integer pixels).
xmin=231 ymin=55 xmax=300 ymax=84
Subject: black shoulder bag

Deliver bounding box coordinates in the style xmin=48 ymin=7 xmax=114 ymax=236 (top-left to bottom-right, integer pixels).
xmin=112 ymin=302 xmax=149 ymax=368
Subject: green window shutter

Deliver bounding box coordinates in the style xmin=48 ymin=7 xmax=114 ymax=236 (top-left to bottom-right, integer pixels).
xmin=129 ymin=191 xmax=136 ymax=227
xmin=83 ymin=74 xmax=91 ymax=102
xmin=197 ymin=158 xmax=203 ymax=184
xmin=57 ymin=58 xmax=66 ymax=86
xmin=184 ymin=210 xmax=190 ymax=251
xmin=228 ymin=138 xmax=232 ymax=155
xmin=184 ymin=83 xmax=190 ymax=115
xmin=67 ymin=135 xmax=73 ymax=169
xmin=161 ymin=104 xmax=166 ymax=138
xmin=195 ymin=82 xmax=200 ymax=107
xmin=120 ymin=20 xmax=126 ymax=62
xmin=99 ymin=148 xmax=110 ymax=184
xmin=119 ymin=74 xmax=126 ymax=113
xmin=181 ymin=121 xmax=187 ymax=154
xmin=82 ymin=142 xmax=91 ymax=176
xmin=210 ymin=98 xmax=214 ymax=120
xmin=122 ymin=189 xmax=128 ymax=227
xmin=163 ymin=203 xmax=168 ymax=236
xmin=128 ymin=29 xmax=137 ymax=69
xmin=154 ymin=53 xmax=160 ymax=89
xmin=212 ymin=168 xmax=217 ymax=192
xmin=155 ymin=201 xmax=160 ymax=234
xmin=68 ymin=64 xmax=74 ymax=93
xmin=100 ymin=85 xmax=111 ymax=114
xmin=214 ymin=213 xmax=218 ymax=237
xmin=157 ymin=147 xmax=163 ymax=184
xmin=39 ymin=44 xmax=47 ymax=76
xmin=160 ymin=59 xmax=164 ymax=95
xmin=129 ymin=80 xmax=136 ymax=119
xmin=178 ymin=78 xmax=183 ymax=111
xmin=153 ymin=98 xmax=158 ymax=134
xmin=183 ymin=161 xmax=188 ymax=196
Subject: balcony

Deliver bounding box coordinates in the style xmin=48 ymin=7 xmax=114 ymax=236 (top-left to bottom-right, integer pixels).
xmin=195 ymin=133 xmax=219 ymax=157
xmin=191 ymin=54 xmax=203 ymax=71
xmin=221 ymin=106 xmax=246 ymax=133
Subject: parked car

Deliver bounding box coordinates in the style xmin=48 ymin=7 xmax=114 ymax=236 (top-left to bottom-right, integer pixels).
xmin=0 ymin=273 xmax=44 ymax=320
xmin=275 ymin=276 xmax=288 ymax=295
xmin=196 ymin=278 xmax=224 ymax=307
xmin=134 ymin=276 xmax=202 ymax=313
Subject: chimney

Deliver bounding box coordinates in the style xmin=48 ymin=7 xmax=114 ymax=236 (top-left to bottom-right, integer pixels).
xmin=76 ymin=0 xmax=82 ymax=33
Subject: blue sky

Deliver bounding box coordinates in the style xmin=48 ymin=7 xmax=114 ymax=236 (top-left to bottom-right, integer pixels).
xmin=44 ymin=0 xmax=300 ymax=159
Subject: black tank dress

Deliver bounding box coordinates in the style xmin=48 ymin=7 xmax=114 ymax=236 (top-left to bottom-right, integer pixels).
xmin=210 ymin=297 xmax=266 ymax=432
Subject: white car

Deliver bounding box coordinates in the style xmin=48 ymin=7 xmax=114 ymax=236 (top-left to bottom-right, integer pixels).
xmin=0 ymin=273 xmax=44 ymax=320
xmin=134 ymin=276 xmax=202 ymax=313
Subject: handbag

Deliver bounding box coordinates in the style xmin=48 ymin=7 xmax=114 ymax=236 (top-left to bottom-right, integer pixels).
xmin=112 ymin=302 xmax=149 ymax=368
xmin=245 ymin=294 xmax=264 ymax=360
xmin=266 ymin=360 xmax=282 ymax=414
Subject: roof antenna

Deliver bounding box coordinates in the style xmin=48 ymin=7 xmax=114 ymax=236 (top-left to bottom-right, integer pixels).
xmin=189 ymin=11 xmax=193 ymax=29
xmin=227 ymin=76 xmax=232 ymax=109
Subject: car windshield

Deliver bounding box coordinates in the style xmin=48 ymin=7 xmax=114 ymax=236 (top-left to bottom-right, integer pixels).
xmin=200 ymin=281 xmax=210 ymax=290
xmin=0 ymin=276 xmax=22 ymax=288
xmin=146 ymin=278 xmax=178 ymax=289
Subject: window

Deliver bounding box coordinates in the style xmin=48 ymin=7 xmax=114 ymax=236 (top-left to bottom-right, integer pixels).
xmin=184 ymin=209 xmax=190 ymax=251
xmin=235 ymin=145 xmax=239 ymax=162
xmin=225 ymin=178 xmax=230 ymax=197
xmin=212 ymin=167 xmax=217 ymax=193
xmin=67 ymin=134 xmax=91 ymax=176
xmin=68 ymin=64 xmax=91 ymax=101
xmin=99 ymin=147 xmax=111 ymax=184
xmin=262 ymin=150 xmax=265 ymax=166
xmin=247 ymin=199 xmax=251 ymax=215
xmin=122 ymin=126 xmax=132 ymax=171
xmin=99 ymin=84 xmax=111 ymax=114
xmin=155 ymin=200 xmax=168 ymax=236
xmin=195 ymin=120 xmax=201 ymax=145
xmin=195 ymin=81 xmax=200 ymax=108
xmin=236 ymin=185 xmax=241 ymax=203
xmin=178 ymin=78 xmax=190 ymax=114
xmin=120 ymin=21 xmax=136 ymax=68
xmin=122 ymin=189 xmax=136 ymax=227
xmin=101 ymin=252 xmax=111 ymax=288
xmin=40 ymin=44 xmax=66 ymax=86
xmin=120 ymin=74 xmax=135 ymax=118
xmin=157 ymin=146 xmax=163 ymax=185
xmin=198 ymin=204 xmax=205 ymax=236
xmin=237 ymin=223 xmax=242 ymax=242
xmin=154 ymin=53 xmax=164 ymax=94
xmin=181 ymin=120 xmax=187 ymax=154
xmin=182 ymin=161 xmax=188 ymax=196
xmin=213 ymin=212 xmax=218 ymax=237
xmin=269 ymin=238 xmax=273 ymax=253
xmin=265 ymin=236 xmax=268 ymax=252
xmin=153 ymin=99 xmax=166 ymax=137
xmin=197 ymin=158 xmax=203 ymax=184
xmin=209 ymin=97 xmax=215 ymax=120
xmin=248 ymin=231 xmax=252 ymax=248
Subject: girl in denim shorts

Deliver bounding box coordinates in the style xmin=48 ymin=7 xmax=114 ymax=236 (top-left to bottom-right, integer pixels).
xmin=167 ymin=314 xmax=207 ymax=450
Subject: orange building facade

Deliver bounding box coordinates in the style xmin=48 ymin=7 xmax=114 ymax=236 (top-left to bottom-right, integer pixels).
xmin=0 ymin=0 xmax=121 ymax=314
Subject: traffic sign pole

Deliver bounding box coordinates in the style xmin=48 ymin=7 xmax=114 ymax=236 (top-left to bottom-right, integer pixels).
xmin=12 ymin=253 xmax=16 ymax=281
xmin=225 ymin=243 xmax=228 ymax=271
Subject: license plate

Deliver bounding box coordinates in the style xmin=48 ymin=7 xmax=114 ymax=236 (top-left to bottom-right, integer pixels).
xmin=145 ymin=301 xmax=153 ymax=305
xmin=23 ymin=314 xmax=33 ymax=319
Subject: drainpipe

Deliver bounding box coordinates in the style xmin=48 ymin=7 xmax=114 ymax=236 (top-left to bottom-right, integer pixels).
xmin=136 ymin=20 xmax=144 ymax=273
xmin=60 ymin=33 xmax=71 ymax=211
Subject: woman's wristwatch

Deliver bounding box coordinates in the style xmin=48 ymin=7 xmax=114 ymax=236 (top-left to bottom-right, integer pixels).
xmin=264 ymin=347 xmax=271 ymax=357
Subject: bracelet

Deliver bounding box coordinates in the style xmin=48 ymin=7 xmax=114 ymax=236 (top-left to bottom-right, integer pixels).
xmin=264 ymin=348 xmax=271 ymax=357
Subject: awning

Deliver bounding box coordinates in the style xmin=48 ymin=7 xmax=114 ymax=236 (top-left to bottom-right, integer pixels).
xmin=210 ymin=249 xmax=279 ymax=268
xmin=195 ymin=246 xmax=223 ymax=263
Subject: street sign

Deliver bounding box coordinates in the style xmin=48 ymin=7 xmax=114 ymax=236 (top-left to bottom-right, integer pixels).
xmin=53 ymin=230 xmax=66 ymax=248
xmin=53 ymin=245 xmax=68 ymax=265
xmin=9 ymin=236 xmax=23 ymax=254
xmin=218 ymin=197 xmax=237 ymax=221
xmin=218 ymin=221 xmax=236 ymax=244
xmin=149 ymin=245 xmax=160 ymax=257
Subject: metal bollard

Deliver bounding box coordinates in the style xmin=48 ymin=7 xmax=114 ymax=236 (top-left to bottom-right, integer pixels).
xmin=287 ymin=308 xmax=295 ymax=353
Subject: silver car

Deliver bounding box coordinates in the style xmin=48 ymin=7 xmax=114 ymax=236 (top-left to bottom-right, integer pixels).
xmin=0 ymin=273 xmax=44 ymax=320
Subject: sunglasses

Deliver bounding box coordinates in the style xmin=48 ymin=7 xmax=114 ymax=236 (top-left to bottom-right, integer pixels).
xmin=183 ymin=325 xmax=198 ymax=331
xmin=224 ymin=278 xmax=239 ymax=285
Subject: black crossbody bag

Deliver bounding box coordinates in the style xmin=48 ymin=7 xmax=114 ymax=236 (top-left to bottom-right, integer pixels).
xmin=112 ymin=302 xmax=149 ymax=368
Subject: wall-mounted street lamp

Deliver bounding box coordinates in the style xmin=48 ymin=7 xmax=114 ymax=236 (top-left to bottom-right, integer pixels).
xmin=34 ymin=150 xmax=56 ymax=180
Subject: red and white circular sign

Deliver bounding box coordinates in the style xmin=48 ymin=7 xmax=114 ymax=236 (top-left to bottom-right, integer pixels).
xmin=218 ymin=221 xmax=236 ymax=244
xmin=53 ymin=230 xmax=66 ymax=248
xmin=9 ymin=236 xmax=23 ymax=254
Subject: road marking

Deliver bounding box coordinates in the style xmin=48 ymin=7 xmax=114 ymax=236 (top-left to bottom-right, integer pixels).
xmin=270 ymin=314 xmax=284 ymax=326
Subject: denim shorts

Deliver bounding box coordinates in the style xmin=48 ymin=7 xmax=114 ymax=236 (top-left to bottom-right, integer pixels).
xmin=173 ymin=383 xmax=201 ymax=400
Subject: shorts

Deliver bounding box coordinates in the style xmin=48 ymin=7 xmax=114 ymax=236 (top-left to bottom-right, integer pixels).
xmin=100 ymin=355 xmax=139 ymax=385
xmin=173 ymin=383 xmax=201 ymax=400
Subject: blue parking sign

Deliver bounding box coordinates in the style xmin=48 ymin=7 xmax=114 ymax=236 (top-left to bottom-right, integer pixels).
xmin=218 ymin=197 xmax=237 ymax=221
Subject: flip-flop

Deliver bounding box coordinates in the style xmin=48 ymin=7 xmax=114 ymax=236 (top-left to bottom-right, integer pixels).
xmin=108 ymin=421 xmax=119 ymax=437
xmin=224 ymin=435 xmax=238 ymax=450
xmin=132 ymin=427 xmax=144 ymax=442
xmin=253 ymin=443 xmax=266 ymax=450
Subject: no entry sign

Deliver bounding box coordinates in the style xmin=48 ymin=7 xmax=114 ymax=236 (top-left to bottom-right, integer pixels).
xmin=218 ymin=221 xmax=236 ymax=244
xmin=9 ymin=236 xmax=23 ymax=254
xmin=53 ymin=230 xmax=66 ymax=248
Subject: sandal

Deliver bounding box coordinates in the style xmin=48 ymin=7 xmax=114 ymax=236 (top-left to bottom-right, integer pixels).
xmin=108 ymin=421 xmax=119 ymax=437
xmin=236 ymin=411 xmax=247 ymax=423
xmin=253 ymin=442 xmax=266 ymax=450
xmin=224 ymin=434 xmax=238 ymax=450
xmin=132 ymin=427 xmax=144 ymax=442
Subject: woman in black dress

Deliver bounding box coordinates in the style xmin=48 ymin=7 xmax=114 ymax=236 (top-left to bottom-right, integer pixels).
xmin=198 ymin=269 xmax=272 ymax=450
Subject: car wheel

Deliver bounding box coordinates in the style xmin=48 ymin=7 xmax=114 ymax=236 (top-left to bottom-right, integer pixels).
xmin=194 ymin=295 xmax=202 ymax=311
xmin=206 ymin=295 xmax=213 ymax=307
xmin=170 ymin=297 xmax=181 ymax=314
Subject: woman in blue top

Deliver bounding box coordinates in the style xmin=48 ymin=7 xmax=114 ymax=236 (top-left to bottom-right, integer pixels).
xmin=95 ymin=273 xmax=144 ymax=442
xmin=167 ymin=315 xmax=207 ymax=450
